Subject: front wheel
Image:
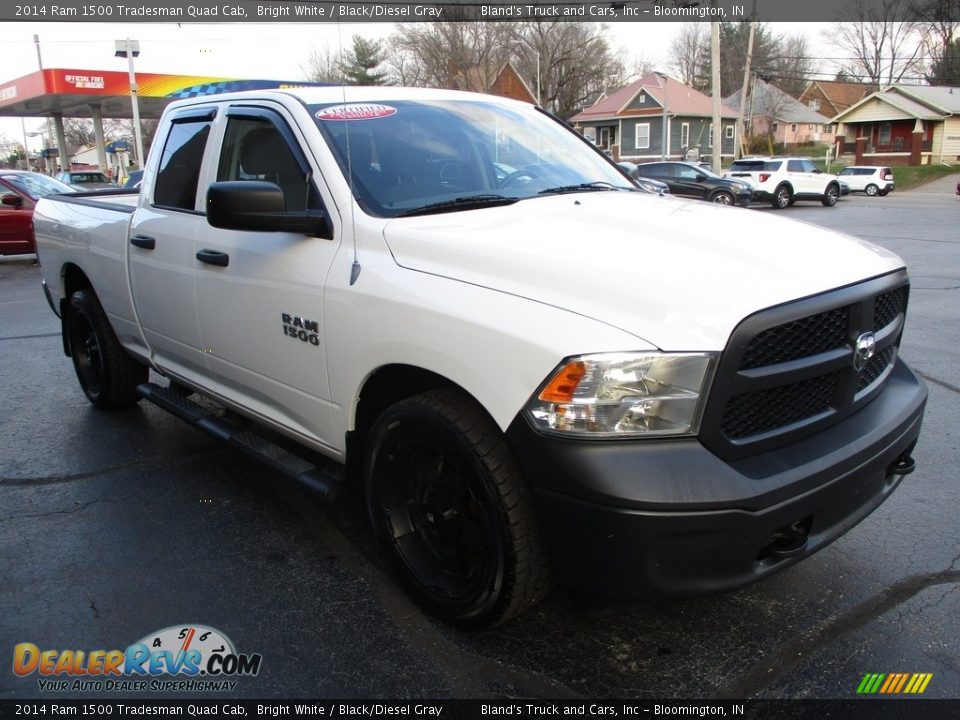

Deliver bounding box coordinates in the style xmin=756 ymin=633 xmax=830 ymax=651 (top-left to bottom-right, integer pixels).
xmin=66 ymin=289 xmax=148 ymax=409
xmin=364 ymin=389 xmax=551 ymax=628
xmin=821 ymin=183 xmax=840 ymax=206
xmin=710 ymin=191 xmax=734 ymax=205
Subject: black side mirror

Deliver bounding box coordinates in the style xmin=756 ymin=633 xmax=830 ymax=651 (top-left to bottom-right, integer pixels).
xmin=206 ymin=181 xmax=331 ymax=238
xmin=1 ymin=193 xmax=24 ymax=208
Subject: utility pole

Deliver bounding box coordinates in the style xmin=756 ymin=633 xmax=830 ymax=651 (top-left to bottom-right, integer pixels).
xmin=735 ymin=23 xmax=755 ymax=159
xmin=710 ymin=21 xmax=721 ymax=174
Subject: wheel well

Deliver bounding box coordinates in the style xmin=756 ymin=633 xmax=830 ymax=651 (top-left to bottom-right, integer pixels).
xmin=62 ymin=263 xmax=93 ymax=299
xmin=346 ymin=364 xmax=463 ymax=477
xmin=776 ymin=183 xmax=793 ymax=194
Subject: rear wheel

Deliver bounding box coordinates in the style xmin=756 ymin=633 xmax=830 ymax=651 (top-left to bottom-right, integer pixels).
xmin=771 ymin=184 xmax=792 ymax=209
xmin=710 ymin=191 xmax=734 ymax=205
xmin=364 ymin=389 xmax=551 ymax=628
xmin=821 ymin=183 xmax=840 ymax=207
xmin=66 ymin=289 xmax=147 ymax=409
xmin=865 ymin=183 xmax=879 ymax=197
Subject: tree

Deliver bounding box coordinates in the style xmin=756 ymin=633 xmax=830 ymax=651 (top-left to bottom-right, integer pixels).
xmin=912 ymin=0 xmax=960 ymax=85
xmin=303 ymin=43 xmax=345 ymax=84
xmin=669 ymin=24 xmax=710 ymax=89
xmin=671 ymin=22 xmax=817 ymax=97
xmin=926 ymin=37 xmax=960 ymax=83
xmin=826 ymin=0 xmax=925 ymax=84
xmin=339 ymin=35 xmax=388 ymax=85
xmin=511 ymin=22 xmax=627 ymax=119
xmin=386 ymin=21 xmax=516 ymax=90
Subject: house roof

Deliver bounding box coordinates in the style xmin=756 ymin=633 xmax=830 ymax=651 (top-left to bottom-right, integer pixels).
xmin=890 ymin=84 xmax=960 ymax=114
xmin=802 ymin=80 xmax=875 ymax=114
xmin=832 ymin=85 xmax=955 ymax=123
xmin=570 ymin=72 xmax=738 ymax=122
xmin=726 ymin=79 xmax=831 ymax=125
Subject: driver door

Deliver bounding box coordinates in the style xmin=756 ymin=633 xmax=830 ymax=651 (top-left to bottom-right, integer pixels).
xmin=193 ymin=105 xmax=341 ymax=450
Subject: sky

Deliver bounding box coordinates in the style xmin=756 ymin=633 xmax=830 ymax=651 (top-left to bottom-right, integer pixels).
xmin=0 ymin=21 xmax=835 ymax=149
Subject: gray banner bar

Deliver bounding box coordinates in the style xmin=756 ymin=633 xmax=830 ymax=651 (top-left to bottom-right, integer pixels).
xmin=3 ymin=0 xmax=941 ymax=23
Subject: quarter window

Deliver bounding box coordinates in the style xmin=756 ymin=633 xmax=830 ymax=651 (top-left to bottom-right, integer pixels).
xmin=154 ymin=118 xmax=212 ymax=210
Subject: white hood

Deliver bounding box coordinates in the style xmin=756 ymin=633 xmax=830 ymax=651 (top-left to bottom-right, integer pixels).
xmin=382 ymin=192 xmax=904 ymax=351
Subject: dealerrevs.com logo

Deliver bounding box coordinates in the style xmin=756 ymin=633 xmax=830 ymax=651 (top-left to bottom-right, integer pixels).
xmin=13 ymin=625 xmax=262 ymax=693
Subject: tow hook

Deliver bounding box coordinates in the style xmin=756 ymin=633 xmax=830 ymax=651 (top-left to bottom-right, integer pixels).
xmin=887 ymin=452 xmax=917 ymax=477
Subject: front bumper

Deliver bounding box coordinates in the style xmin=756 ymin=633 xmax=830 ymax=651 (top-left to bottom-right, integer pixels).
xmin=506 ymin=359 xmax=926 ymax=598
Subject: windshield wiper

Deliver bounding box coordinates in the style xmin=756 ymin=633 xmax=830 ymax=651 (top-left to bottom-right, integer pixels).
xmin=537 ymin=182 xmax=631 ymax=196
xmin=396 ymin=194 xmax=518 ymax=218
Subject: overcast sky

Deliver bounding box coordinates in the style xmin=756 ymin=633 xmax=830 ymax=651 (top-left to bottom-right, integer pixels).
xmin=0 ymin=21 xmax=835 ymax=147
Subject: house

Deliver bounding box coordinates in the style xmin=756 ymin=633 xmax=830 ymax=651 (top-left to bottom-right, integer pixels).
xmin=831 ymin=84 xmax=960 ymax=166
xmin=725 ymin=78 xmax=834 ymax=148
xmin=799 ymin=80 xmax=875 ymax=120
xmin=448 ymin=61 xmax=537 ymax=105
xmin=569 ymin=72 xmax=739 ymax=162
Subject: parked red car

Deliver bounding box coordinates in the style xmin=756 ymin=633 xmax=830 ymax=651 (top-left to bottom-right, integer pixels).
xmin=0 ymin=171 xmax=74 ymax=255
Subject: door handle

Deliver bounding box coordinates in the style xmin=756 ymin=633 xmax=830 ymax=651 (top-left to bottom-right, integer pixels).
xmin=130 ymin=235 xmax=155 ymax=250
xmin=196 ymin=249 xmax=229 ymax=267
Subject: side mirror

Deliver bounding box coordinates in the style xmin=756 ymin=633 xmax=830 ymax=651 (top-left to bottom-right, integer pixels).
xmin=2 ymin=192 xmax=24 ymax=208
xmin=206 ymin=181 xmax=331 ymax=238
xmin=695 ymin=174 xmax=707 ymax=182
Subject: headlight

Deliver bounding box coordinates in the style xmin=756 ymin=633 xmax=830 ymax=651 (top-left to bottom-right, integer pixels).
xmin=524 ymin=352 xmax=716 ymax=438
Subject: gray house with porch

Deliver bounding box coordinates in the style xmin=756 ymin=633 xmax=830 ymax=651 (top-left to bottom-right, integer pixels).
xmin=570 ymin=72 xmax=739 ymax=163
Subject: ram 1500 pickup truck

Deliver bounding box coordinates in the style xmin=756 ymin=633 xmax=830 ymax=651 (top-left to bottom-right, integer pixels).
xmin=33 ymin=87 xmax=927 ymax=627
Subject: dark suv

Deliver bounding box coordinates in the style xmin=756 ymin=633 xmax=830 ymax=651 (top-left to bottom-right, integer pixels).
xmin=635 ymin=161 xmax=753 ymax=206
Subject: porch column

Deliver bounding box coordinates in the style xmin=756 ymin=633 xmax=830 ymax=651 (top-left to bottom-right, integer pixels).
xmin=910 ymin=119 xmax=924 ymax=166
xmin=855 ymin=137 xmax=866 ymax=164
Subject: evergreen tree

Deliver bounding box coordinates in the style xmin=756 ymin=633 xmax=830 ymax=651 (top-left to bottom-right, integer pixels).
xmin=339 ymin=36 xmax=388 ymax=85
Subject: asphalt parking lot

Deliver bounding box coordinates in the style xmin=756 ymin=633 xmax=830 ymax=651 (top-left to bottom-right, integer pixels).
xmin=1 ymin=180 xmax=958 ymax=702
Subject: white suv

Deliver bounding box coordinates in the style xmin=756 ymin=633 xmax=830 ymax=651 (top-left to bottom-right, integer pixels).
xmin=726 ymin=157 xmax=842 ymax=209
xmin=837 ymin=166 xmax=895 ymax=196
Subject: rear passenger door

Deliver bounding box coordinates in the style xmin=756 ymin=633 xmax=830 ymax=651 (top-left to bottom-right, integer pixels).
xmin=193 ymin=104 xmax=341 ymax=449
xmin=128 ymin=106 xmax=216 ymax=384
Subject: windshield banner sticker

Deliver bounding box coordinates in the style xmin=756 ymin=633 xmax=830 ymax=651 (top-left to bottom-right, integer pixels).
xmin=315 ymin=104 xmax=397 ymax=121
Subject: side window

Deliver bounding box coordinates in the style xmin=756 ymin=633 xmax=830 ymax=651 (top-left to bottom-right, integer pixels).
xmin=217 ymin=117 xmax=320 ymax=212
xmin=154 ymin=118 xmax=212 ymax=210
xmin=786 ymin=160 xmax=804 ymax=172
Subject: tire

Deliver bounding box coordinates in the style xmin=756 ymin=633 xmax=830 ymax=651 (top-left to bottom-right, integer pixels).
xmin=865 ymin=184 xmax=879 ymax=197
xmin=821 ymin=183 xmax=840 ymax=207
xmin=879 ymin=189 xmax=890 ymax=197
xmin=66 ymin=289 xmax=148 ymax=409
xmin=771 ymin=184 xmax=792 ymax=209
xmin=364 ymin=388 xmax=551 ymax=628
xmin=710 ymin=191 xmax=734 ymax=205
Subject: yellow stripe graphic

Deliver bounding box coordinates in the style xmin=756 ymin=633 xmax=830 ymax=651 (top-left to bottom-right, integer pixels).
xmin=903 ymin=674 xmax=919 ymax=693
xmin=916 ymin=673 xmax=933 ymax=694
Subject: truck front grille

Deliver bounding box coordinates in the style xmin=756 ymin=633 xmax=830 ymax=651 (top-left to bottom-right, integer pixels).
xmin=701 ymin=271 xmax=909 ymax=460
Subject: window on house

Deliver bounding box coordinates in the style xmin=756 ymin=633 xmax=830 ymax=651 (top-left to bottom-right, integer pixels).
xmin=681 ymin=122 xmax=689 ymax=148
xmin=636 ymin=123 xmax=650 ymax=149
xmin=791 ymin=124 xmax=797 ymax=132
xmin=708 ymin=123 xmax=713 ymax=147
xmin=879 ymin=122 xmax=892 ymax=144
xmin=809 ymin=99 xmax=820 ymax=111
xmin=724 ymin=125 xmax=734 ymax=139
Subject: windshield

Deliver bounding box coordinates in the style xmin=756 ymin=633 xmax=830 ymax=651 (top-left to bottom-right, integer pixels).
xmin=310 ymin=99 xmax=634 ymax=217
xmin=2 ymin=173 xmax=74 ymax=198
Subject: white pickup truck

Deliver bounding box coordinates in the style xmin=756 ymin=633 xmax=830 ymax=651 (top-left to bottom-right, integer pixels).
xmin=34 ymin=87 xmax=926 ymax=627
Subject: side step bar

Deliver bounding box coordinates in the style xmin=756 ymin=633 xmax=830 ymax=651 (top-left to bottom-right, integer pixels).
xmin=137 ymin=382 xmax=342 ymax=500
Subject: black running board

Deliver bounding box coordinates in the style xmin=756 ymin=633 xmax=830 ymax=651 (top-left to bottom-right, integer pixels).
xmin=137 ymin=382 xmax=342 ymax=500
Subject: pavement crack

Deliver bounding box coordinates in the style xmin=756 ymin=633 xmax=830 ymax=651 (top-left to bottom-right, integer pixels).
xmin=0 ymin=332 xmax=62 ymax=342
xmin=0 ymin=498 xmax=117 ymax=524
xmin=0 ymin=448 xmax=228 ymax=487
xmin=916 ymin=371 xmax=960 ymax=396
xmin=712 ymin=565 xmax=960 ymax=699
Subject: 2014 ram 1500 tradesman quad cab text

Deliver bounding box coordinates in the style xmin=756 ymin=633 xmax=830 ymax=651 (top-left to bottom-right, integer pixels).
xmin=33 ymin=87 xmax=927 ymax=627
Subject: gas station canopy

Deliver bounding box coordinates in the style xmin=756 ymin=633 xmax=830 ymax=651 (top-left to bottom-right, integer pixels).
xmin=0 ymin=67 xmax=325 ymax=119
